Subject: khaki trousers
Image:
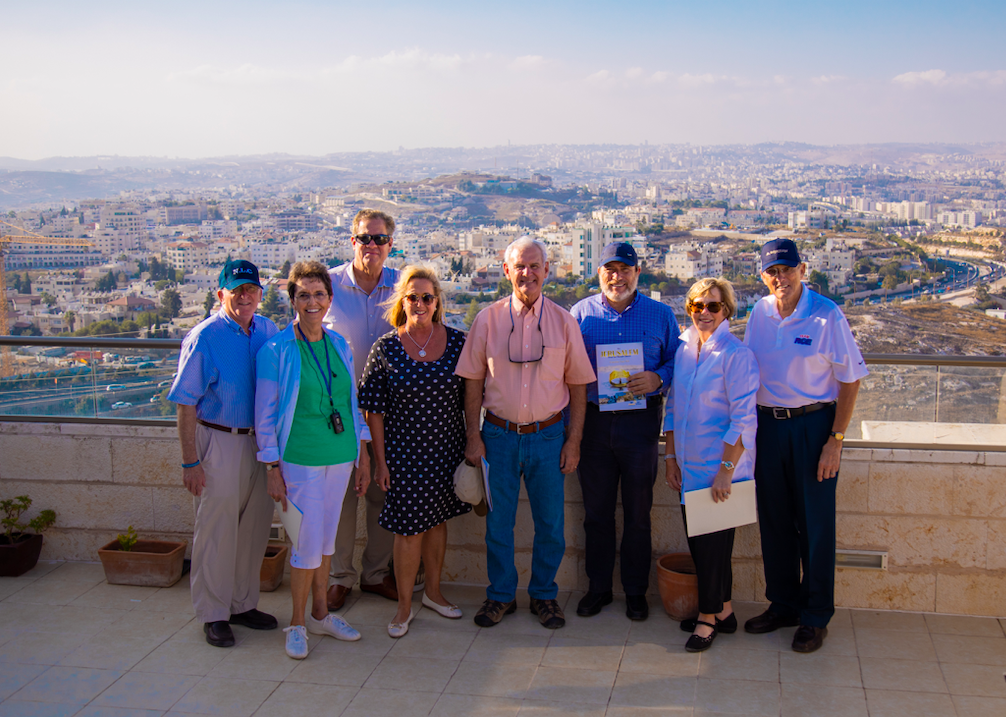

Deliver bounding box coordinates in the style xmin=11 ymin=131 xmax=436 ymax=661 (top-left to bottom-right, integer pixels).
xmin=329 ymin=444 xmax=394 ymax=587
xmin=191 ymin=425 xmax=273 ymax=623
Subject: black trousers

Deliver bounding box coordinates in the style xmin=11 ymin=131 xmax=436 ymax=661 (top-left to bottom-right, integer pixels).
xmin=577 ymin=400 xmax=661 ymax=595
xmin=681 ymin=504 xmax=735 ymax=615
xmin=754 ymin=404 xmax=837 ymax=629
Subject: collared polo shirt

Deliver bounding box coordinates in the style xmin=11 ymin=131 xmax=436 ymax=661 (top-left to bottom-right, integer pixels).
xmin=743 ymin=285 xmax=868 ymax=408
xmin=455 ymin=294 xmax=595 ymax=424
xmin=570 ymin=291 xmax=680 ymax=404
xmin=168 ymin=309 xmax=278 ymax=427
xmin=324 ymin=262 xmax=399 ymax=384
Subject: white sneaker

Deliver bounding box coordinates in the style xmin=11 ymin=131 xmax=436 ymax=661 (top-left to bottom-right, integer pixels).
xmin=306 ymin=613 xmax=362 ymax=642
xmin=284 ymin=625 xmax=309 ymax=659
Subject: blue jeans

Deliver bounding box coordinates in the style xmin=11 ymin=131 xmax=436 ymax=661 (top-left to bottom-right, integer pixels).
xmin=482 ymin=419 xmax=566 ymax=602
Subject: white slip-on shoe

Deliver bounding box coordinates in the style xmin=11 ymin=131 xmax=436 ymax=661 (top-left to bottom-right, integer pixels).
xmin=283 ymin=625 xmax=309 ymax=659
xmin=422 ymin=592 xmax=462 ymax=619
xmin=306 ymin=613 xmax=361 ymax=642
xmin=388 ymin=609 xmax=416 ymax=638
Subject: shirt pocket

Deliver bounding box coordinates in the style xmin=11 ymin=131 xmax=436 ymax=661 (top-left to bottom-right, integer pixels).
xmin=540 ymin=347 xmax=565 ymax=383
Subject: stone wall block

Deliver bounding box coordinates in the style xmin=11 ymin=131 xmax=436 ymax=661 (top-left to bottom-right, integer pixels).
xmin=0 ymin=480 xmax=154 ymax=532
xmin=868 ymin=462 xmax=954 ymax=515
xmin=650 ymin=505 xmax=688 ymax=557
xmin=732 ymin=522 xmax=763 ymax=560
xmin=839 ymin=514 xmax=985 ymax=569
xmin=984 ymin=452 xmax=1006 ymax=467
xmin=836 ymin=459 xmax=869 ymax=513
xmin=953 ymin=465 xmax=1006 ymax=518
xmin=730 ymin=559 xmax=766 ymax=602
xmin=152 ymin=487 xmax=195 ymax=533
xmin=0 ymin=435 xmax=111 ymax=483
xmin=835 ymin=568 xmax=936 ymax=612
xmin=935 ymin=572 xmax=1006 ymax=616
xmin=111 ymin=438 xmax=179 ymax=486
xmin=986 ymin=520 xmax=1006 ymax=570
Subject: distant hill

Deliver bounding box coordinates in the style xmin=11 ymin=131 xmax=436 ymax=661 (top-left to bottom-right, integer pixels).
xmin=846 ymin=303 xmax=1006 ymax=356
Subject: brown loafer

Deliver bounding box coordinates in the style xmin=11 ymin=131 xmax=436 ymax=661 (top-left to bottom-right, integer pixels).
xmin=327 ymin=584 xmax=351 ymax=611
xmin=360 ymin=574 xmax=399 ymax=602
xmin=792 ymin=625 xmax=828 ymax=653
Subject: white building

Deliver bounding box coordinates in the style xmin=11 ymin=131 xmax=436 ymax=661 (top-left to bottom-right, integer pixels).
xmin=664 ymin=243 xmax=724 ymax=280
xmin=166 ymin=241 xmax=210 ymax=273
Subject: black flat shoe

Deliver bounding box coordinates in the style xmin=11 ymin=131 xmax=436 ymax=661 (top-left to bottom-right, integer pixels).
xmin=204 ymin=621 xmax=235 ymax=647
xmin=684 ymin=620 xmax=718 ymax=652
xmin=576 ymin=590 xmax=613 ymax=617
xmin=229 ymin=609 xmax=278 ymax=630
xmin=625 ymin=595 xmax=648 ymax=621
xmin=680 ymin=612 xmax=737 ymax=634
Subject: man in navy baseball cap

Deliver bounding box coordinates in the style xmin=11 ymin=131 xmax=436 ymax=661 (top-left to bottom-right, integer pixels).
xmin=759 ymin=239 xmax=801 ymax=272
xmin=219 ymin=259 xmax=264 ymax=291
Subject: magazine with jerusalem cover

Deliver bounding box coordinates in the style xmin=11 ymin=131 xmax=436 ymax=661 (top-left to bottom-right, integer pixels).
xmin=596 ymin=342 xmax=645 ymax=411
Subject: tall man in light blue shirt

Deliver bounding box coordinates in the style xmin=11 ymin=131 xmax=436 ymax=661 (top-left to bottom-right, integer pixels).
xmin=323 ymin=209 xmax=400 ymax=610
xmin=571 ymin=242 xmax=679 ymax=621
xmin=169 ymin=259 xmax=279 ymax=648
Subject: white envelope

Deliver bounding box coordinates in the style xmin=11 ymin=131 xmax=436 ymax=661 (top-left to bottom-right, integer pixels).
xmin=683 ymin=479 xmax=757 ymax=537
xmin=274 ymin=498 xmax=304 ymax=551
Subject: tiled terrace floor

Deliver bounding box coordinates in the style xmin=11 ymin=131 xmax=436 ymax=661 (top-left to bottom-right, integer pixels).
xmin=1 ymin=562 xmax=1006 ymax=717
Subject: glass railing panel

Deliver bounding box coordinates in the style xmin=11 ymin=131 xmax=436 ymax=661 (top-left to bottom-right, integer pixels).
xmin=848 ymin=364 xmax=939 ymax=439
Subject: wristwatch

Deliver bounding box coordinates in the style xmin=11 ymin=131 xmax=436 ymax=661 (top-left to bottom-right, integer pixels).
xmin=721 ymin=460 xmax=735 ymax=471
xmin=830 ymin=431 xmax=845 ymax=441
xmin=266 ymin=462 xmax=280 ymax=470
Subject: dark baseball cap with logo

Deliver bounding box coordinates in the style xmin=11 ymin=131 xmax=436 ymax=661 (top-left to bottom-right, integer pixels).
xmin=218 ymin=259 xmax=263 ymax=291
xmin=599 ymin=242 xmax=638 ymax=267
xmin=760 ymin=239 xmax=802 ymax=272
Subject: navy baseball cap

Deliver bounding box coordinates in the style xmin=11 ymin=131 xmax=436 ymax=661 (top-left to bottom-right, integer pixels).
xmin=760 ymin=239 xmax=801 ymax=271
xmin=219 ymin=259 xmax=263 ymax=291
xmin=599 ymin=242 xmax=638 ymax=267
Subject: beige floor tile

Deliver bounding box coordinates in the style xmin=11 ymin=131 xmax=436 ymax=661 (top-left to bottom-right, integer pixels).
xmin=444 ymin=661 xmax=537 ymax=699
xmin=779 ymin=651 xmax=862 ymax=687
xmin=951 ymin=695 xmax=1006 ymax=717
xmin=41 ymin=606 xmax=127 ymax=637
xmin=283 ymin=648 xmax=383 ymax=687
xmin=619 ymin=642 xmax=700 ymax=677
xmin=698 ymin=646 xmax=779 ymax=682
xmin=0 ymin=630 xmax=91 ymax=665
xmin=829 ymin=608 xmax=854 ymax=629
xmin=363 ymin=655 xmax=460 ymax=693
xmin=609 ymin=671 xmax=695 ymax=709
xmin=0 ymin=577 xmax=36 ymax=601
xmin=850 ymin=609 xmax=928 ymax=633
xmin=171 ymin=676 xmax=279 ymax=717
xmin=817 ymin=626 xmax=862 ymax=657
xmin=715 ymin=626 xmax=788 ymax=653
xmin=0 ymin=702 xmax=82 ymax=716
xmin=694 ymin=678 xmax=780 ymax=716
xmin=2 ymin=580 xmax=98 ymax=606
xmin=430 ymin=693 xmax=522 ymax=717
xmin=409 ymin=609 xmax=482 ymax=633
xmin=940 ymin=662 xmax=1006 ymax=697
xmin=310 ymin=621 xmax=397 ymax=656
xmin=130 ymin=638 xmax=229 ymax=677
xmin=0 ymin=663 xmax=48 ymax=700
xmin=541 ymin=637 xmax=623 ymax=671
xmin=608 ymin=707 xmax=692 ymax=716
xmin=140 ymin=586 xmax=197 ymax=615
xmin=853 ymin=628 xmax=937 ymax=661
xmin=859 ymin=656 xmax=947 ymax=693
xmin=865 ymin=689 xmax=956 ymax=717
xmin=464 ymin=630 xmax=550 ymax=665
xmin=559 ymin=609 xmax=631 ymax=643
xmin=517 ymin=700 xmax=607 ymax=716
xmin=92 ymin=671 xmax=199 ymax=711
xmin=387 ymin=625 xmax=477 ymax=660
xmin=77 ymin=705 xmax=166 ymax=717
xmin=931 ymin=633 xmax=1006 ymax=665
xmin=255 ymin=681 xmax=357 ymax=715
xmin=340 ymin=687 xmax=440 ymax=717
xmin=780 ymin=683 xmax=867 ymax=717
xmin=0 ymin=603 xmax=72 ymax=630
xmin=44 ymin=563 xmax=107 ymax=583
xmin=58 ymin=633 xmax=160 ymax=671
xmin=490 ymin=609 xmax=569 ymax=637
xmin=70 ymin=583 xmax=162 ymax=611
xmin=207 ymin=642 xmax=299 ymax=682
xmin=10 ymin=665 xmax=124 ymax=705
xmin=924 ymin=613 xmax=1005 ymax=637
xmin=341 ymin=595 xmax=402 ymax=626
xmin=92 ymin=611 xmax=194 ymax=643
xmin=525 ymin=666 xmax=616 ymax=705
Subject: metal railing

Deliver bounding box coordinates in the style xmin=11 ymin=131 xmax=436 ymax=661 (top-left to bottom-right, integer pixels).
xmin=2 ymin=337 xmax=1005 ymax=451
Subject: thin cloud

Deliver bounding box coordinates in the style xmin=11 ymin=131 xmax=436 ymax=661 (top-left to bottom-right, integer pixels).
xmin=893 ymin=69 xmax=947 ymax=86
xmin=510 ymin=55 xmax=544 ymax=70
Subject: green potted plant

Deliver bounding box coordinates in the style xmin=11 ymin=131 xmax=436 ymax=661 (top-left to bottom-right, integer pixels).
xmin=0 ymin=495 xmax=57 ymax=577
xmin=97 ymin=525 xmax=187 ymax=588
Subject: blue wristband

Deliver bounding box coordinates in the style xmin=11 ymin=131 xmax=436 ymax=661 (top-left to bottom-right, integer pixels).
xmin=181 ymin=460 xmax=201 ymax=469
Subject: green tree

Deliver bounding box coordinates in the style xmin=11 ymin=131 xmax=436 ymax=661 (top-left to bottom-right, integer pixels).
xmin=807 ymin=270 xmax=830 ymax=297
xmin=882 ymin=274 xmax=900 ymax=291
xmin=464 ymin=299 xmax=479 ymax=329
xmin=11 ymin=273 xmax=21 ymax=293
xmin=40 ymin=292 xmax=56 ymax=307
xmin=63 ymin=311 xmax=76 ymax=332
xmin=275 ymin=260 xmax=291 ymax=279
xmin=203 ymin=290 xmax=216 ymax=318
xmin=160 ymin=288 xmax=182 ymax=319
xmin=154 ymin=279 xmax=171 ymax=292
xmin=22 ymin=273 xmax=31 ymax=294
xmin=95 ymin=271 xmax=117 ymax=292
xmin=495 ymin=278 xmax=513 ymax=298
xmin=261 ymin=286 xmax=282 ymax=318
xmin=11 ymin=323 xmax=41 ymax=336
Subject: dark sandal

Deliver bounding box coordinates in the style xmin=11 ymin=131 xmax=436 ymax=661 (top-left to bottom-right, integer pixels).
xmin=685 ymin=620 xmax=718 ymax=652
xmin=680 ymin=612 xmax=737 ymax=634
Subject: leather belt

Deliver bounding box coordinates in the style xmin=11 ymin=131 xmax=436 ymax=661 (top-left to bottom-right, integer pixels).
xmin=757 ymin=401 xmax=835 ymax=420
xmin=198 ymin=418 xmax=254 ymax=435
xmin=484 ymin=412 xmax=563 ymax=434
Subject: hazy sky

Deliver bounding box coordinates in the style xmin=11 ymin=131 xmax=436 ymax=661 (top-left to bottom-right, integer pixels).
xmin=3 ymin=0 xmax=1004 ymax=159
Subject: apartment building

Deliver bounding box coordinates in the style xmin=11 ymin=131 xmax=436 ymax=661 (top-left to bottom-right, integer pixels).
xmin=664 ymin=242 xmax=724 ymax=280
xmin=165 ymin=241 xmax=209 ymax=273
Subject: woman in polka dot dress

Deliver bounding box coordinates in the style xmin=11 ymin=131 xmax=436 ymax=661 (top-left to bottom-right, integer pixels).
xmin=358 ymin=265 xmax=472 ymax=638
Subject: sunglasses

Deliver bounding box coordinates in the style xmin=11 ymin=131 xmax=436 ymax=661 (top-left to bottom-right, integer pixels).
xmin=354 ymin=233 xmax=392 ymax=246
xmin=405 ymin=293 xmax=437 ymax=305
xmin=687 ymin=300 xmax=724 ymax=314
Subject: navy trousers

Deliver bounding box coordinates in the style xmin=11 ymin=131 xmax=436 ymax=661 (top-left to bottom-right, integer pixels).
xmin=754 ymin=404 xmax=837 ymax=629
xmin=578 ymin=400 xmax=661 ymax=596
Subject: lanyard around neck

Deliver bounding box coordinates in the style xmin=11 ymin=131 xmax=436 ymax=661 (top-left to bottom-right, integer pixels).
xmin=297 ymin=324 xmax=335 ymax=400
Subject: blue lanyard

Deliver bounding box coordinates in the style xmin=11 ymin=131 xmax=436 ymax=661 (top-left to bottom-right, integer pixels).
xmin=297 ymin=324 xmax=335 ymax=401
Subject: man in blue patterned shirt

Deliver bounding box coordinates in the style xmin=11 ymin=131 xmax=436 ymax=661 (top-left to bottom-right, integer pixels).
xmin=570 ymin=242 xmax=680 ymax=621
xmin=169 ymin=259 xmax=279 ymax=648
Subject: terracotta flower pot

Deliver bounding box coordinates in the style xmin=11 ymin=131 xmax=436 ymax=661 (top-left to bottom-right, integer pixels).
xmin=260 ymin=542 xmax=289 ymax=592
xmin=656 ymin=552 xmax=700 ymax=621
xmin=98 ymin=539 xmax=187 ymax=588
xmin=0 ymin=533 xmax=44 ymax=577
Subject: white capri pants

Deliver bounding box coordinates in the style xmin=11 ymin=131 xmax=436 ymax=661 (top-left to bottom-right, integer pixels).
xmin=280 ymin=460 xmax=355 ymax=570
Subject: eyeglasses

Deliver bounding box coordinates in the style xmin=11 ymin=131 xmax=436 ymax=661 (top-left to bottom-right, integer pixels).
xmin=508 ymin=301 xmax=544 ymax=363
xmin=294 ymin=291 xmax=329 ymax=303
xmin=354 ymin=233 xmax=392 ymax=246
xmin=687 ymin=300 xmax=724 ymax=314
xmin=763 ymin=265 xmax=797 ymax=278
xmin=405 ymin=293 xmax=436 ymax=305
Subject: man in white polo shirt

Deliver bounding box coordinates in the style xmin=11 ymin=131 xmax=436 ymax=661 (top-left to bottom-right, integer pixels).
xmin=743 ymin=238 xmax=868 ymax=654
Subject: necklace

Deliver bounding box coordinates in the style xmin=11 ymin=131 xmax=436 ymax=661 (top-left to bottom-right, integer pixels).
xmin=405 ymin=326 xmax=434 ymax=357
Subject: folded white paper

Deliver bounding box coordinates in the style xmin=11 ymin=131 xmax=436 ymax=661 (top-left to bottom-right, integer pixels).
xmin=274 ymin=498 xmax=304 ymax=551
xmin=683 ymin=479 xmax=757 ymax=537
xmin=481 ymin=456 xmax=493 ymax=512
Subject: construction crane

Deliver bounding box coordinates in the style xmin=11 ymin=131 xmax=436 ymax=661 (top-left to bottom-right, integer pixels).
xmin=0 ymin=219 xmax=94 ymax=377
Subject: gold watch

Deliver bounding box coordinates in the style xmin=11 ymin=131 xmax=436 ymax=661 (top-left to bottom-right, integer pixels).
xmin=830 ymin=431 xmax=845 ymax=441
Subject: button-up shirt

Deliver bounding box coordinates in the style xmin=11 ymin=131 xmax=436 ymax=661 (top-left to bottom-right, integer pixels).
xmin=168 ymin=309 xmax=278 ymax=428
xmin=455 ymin=294 xmax=595 ymax=424
xmin=324 ymin=262 xmax=400 ymax=384
xmin=570 ymin=291 xmax=680 ymax=405
xmin=743 ymin=285 xmax=868 ymax=408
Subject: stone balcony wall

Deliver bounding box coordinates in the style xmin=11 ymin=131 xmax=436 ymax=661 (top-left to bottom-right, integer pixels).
xmin=1 ymin=421 xmax=1004 ymax=617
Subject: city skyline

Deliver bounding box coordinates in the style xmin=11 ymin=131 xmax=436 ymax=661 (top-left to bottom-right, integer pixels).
xmin=3 ymin=0 xmax=1005 ymax=160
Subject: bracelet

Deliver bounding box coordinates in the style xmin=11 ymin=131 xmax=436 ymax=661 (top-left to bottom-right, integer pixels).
xmin=664 ymin=454 xmax=676 ymax=459
xmin=181 ymin=460 xmax=200 ymax=469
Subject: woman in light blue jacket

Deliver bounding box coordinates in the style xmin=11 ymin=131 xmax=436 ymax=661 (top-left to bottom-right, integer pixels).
xmin=255 ymin=261 xmax=371 ymax=660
